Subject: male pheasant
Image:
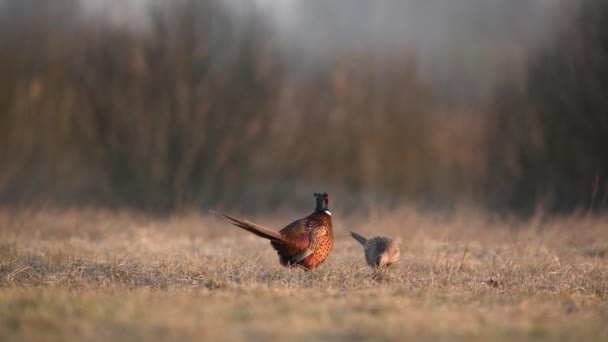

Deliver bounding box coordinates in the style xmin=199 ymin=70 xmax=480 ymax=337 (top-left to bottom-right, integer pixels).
xmin=216 ymin=192 xmax=334 ymax=270
xmin=350 ymin=231 xmax=400 ymax=268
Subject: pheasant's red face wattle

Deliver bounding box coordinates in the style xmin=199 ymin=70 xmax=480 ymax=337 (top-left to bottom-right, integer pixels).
xmin=324 ymin=196 xmax=329 ymax=207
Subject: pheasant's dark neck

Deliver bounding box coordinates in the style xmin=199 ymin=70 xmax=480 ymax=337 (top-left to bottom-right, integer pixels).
xmin=315 ymin=201 xmax=328 ymax=212
xmin=314 ymin=196 xmax=330 ymax=215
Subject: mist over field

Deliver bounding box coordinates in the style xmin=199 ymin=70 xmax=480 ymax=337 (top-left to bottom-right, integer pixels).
xmin=0 ymin=0 xmax=606 ymax=214
xmin=84 ymin=0 xmax=559 ymax=100
xmin=233 ymin=0 xmax=558 ymax=100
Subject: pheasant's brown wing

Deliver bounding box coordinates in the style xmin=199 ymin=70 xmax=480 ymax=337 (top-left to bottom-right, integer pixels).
xmin=287 ymin=225 xmax=329 ymax=263
xmin=289 ymin=246 xmax=314 ymax=264
xmin=272 ymin=218 xmax=321 ymax=264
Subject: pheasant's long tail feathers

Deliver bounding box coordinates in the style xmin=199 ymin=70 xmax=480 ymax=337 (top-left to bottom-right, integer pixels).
xmin=350 ymin=231 xmax=368 ymax=246
xmin=211 ymin=211 xmax=285 ymax=243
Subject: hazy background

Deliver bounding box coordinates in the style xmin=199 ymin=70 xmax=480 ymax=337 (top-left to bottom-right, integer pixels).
xmin=0 ymin=0 xmax=606 ymax=215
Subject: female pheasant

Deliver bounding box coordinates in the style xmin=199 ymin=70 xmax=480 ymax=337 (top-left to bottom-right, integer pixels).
xmin=217 ymin=192 xmax=333 ymax=270
xmin=350 ymin=231 xmax=400 ymax=268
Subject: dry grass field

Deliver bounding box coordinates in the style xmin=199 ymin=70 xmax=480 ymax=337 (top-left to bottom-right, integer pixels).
xmin=1 ymin=207 xmax=607 ymax=341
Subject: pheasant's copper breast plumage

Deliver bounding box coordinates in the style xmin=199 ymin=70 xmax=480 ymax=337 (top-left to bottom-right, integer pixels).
xmin=216 ymin=192 xmax=334 ymax=270
xmin=350 ymin=232 xmax=400 ymax=268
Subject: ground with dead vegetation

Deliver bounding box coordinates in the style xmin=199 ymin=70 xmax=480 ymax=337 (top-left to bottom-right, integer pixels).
xmin=0 ymin=208 xmax=607 ymax=341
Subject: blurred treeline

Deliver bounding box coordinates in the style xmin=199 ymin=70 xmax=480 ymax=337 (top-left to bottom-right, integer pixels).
xmin=0 ymin=0 xmax=606 ymax=214
xmin=486 ymin=0 xmax=608 ymax=214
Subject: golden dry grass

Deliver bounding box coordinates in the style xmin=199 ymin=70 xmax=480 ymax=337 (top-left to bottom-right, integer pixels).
xmin=1 ymin=207 xmax=607 ymax=341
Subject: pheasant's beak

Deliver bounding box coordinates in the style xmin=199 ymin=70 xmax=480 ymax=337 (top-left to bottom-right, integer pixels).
xmin=377 ymin=255 xmax=388 ymax=267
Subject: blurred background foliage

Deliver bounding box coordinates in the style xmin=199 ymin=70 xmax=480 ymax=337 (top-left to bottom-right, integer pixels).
xmin=0 ymin=0 xmax=606 ymax=214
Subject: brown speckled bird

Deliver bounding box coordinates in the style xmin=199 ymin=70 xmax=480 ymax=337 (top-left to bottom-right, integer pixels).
xmin=216 ymin=192 xmax=334 ymax=270
xmin=350 ymin=232 xmax=400 ymax=268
